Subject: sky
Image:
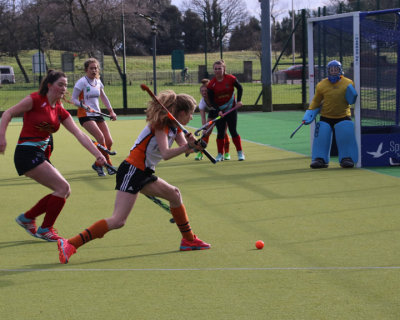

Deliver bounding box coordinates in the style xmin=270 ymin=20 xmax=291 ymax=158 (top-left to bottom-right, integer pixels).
xmin=171 ymin=0 xmax=330 ymax=19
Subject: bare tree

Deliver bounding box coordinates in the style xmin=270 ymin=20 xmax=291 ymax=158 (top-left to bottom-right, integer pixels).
xmin=0 ymin=0 xmax=34 ymax=82
xmin=61 ymin=0 xmax=174 ymax=78
xmin=181 ymin=0 xmax=248 ymax=51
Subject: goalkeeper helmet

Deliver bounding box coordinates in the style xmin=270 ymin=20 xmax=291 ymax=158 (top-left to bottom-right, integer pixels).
xmin=327 ymin=60 xmax=343 ymax=83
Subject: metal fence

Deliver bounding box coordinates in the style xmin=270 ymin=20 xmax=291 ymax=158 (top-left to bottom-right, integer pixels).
xmin=1 ymin=66 xmax=307 ymax=113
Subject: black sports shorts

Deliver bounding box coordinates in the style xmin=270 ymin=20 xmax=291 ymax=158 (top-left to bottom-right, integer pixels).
xmin=79 ymin=115 xmax=105 ymax=126
xmin=14 ymin=145 xmax=49 ymax=176
xmin=320 ymin=116 xmax=352 ymax=129
xmin=115 ymin=161 xmax=158 ymax=194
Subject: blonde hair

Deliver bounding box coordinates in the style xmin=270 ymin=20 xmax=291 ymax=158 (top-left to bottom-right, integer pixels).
xmin=146 ymin=90 xmax=196 ymax=130
xmin=84 ymin=58 xmax=101 ymax=79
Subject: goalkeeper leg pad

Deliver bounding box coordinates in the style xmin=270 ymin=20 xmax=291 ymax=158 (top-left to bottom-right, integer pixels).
xmin=334 ymin=120 xmax=358 ymax=164
xmin=311 ymin=121 xmax=332 ymax=164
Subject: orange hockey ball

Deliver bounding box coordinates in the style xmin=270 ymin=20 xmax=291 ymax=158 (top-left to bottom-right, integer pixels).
xmin=255 ymin=240 xmax=264 ymax=250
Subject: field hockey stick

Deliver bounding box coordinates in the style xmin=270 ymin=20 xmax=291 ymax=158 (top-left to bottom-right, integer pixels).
xmin=140 ymin=84 xmax=216 ymax=164
xmin=185 ymin=140 xmax=216 ymax=164
xmin=104 ymin=162 xmax=175 ymax=223
xmin=194 ymin=104 xmax=242 ymax=136
xmin=204 ymin=122 xmax=216 ymax=136
xmin=80 ymin=101 xmax=112 ymax=119
xmin=290 ymin=121 xmax=305 ymax=139
xmin=184 ymin=138 xmax=207 ymax=158
xmin=195 ymin=120 xmax=218 ymax=136
xmin=92 ymin=140 xmax=116 ymax=155
xmin=104 ymin=162 xmax=117 ymax=172
xmin=185 ymin=122 xmax=216 ymax=159
xmin=144 ymin=195 xmax=175 ymax=223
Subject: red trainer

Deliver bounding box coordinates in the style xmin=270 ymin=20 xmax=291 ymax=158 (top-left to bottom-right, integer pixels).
xmin=180 ymin=235 xmax=211 ymax=251
xmin=57 ymin=239 xmax=77 ymax=264
xmin=35 ymin=227 xmax=62 ymax=242
xmin=15 ymin=213 xmax=37 ymax=238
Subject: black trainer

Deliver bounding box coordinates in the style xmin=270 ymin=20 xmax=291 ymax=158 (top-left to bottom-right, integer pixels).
xmin=340 ymin=157 xmax=354 ymax=168
xmin=106 ymin=165 xmax=117 ymax=175
xmin=310 ymin=158 xmax=328 ymax=169
xmin=92 ymin=163 xmax=106 ymax=176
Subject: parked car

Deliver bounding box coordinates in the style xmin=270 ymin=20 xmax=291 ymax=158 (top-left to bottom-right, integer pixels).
xmin=0 ymin=65 xmax=15 ymax=84
xmin=280 ymin=65 xmax=305 ymax=80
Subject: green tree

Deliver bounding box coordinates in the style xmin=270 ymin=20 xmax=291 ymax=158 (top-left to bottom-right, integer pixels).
xmin=182 ymin=9 xmax=203 ymax=53
xmin=229 ymin=17 xmax=261 ymax=51
xmin=273 ymin=10 xmax=309 ymax=57
xmin=157 ymin=5 xmax=184 ymax=54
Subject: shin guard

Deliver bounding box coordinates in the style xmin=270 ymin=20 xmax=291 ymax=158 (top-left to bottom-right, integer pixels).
xmin=334 ymin=120 xmax=358 ymax=163
xmin=170 ymin=204 xmax=194 ymax=241
xmin=312 ymin=121 xmax=332 ymax=163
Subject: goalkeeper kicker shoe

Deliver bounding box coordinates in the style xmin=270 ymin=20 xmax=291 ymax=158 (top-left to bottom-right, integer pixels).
xmin=92 ymin=163 xmax=106 ymax=176
xmin=180 ymin=235 xmax=211 ymax=251
xmin=16 ymin=213 xmax=37 ymax=238
xmin=224 ymin=153 xmax=231 ymax=160
xmin=340 ymin=157 xmax=354 ymax=168
xmin=310 ymin=158 xmax=328 ymax=169
xmin=57 ymin=239 xmax=76 ymax=264
xmin=36 ymin=227 xmax=61 ymax=242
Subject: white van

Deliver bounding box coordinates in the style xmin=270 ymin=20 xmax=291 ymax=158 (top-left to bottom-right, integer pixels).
xmin=0 ymin=66 xmax=15 ymax=84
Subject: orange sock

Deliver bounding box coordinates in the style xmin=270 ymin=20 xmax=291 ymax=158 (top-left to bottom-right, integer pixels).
xmin=68 ymin=219 xmax=109 ymax=249
xmin=96 ymin=147 xmax=111 ymax=166
xmin=170 ymin=204 xmax=194 ymax=241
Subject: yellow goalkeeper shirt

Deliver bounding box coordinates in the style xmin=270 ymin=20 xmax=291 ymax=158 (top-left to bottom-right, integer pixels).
xmin=309 ymin=76 xmax=354 ymax=119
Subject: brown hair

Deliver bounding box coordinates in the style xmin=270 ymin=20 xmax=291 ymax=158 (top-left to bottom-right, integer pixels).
xmin=200 ymin=78 xmax=209 ymax=91
xmin=84 ymin=58 xmax=101 ymax=79
xmin=146 ymin=90 xmax=196 ymax=130
xmin=199 ymin=78 xmax=211 ymax=107
xmin=213 ymin=59 xmax=226 ymax=74
xmin=39 ymin=69 xmax=66 ymax=96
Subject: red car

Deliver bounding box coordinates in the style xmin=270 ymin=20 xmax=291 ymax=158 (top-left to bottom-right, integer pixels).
xmin=281 ymin=65 xmax=305 ymax=80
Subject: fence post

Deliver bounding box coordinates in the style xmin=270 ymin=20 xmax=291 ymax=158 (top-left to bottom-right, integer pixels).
xmin=301 ymin=9 xmax=307 ymax=108
xmin=260 ymin=0 xmax=273 ymax=112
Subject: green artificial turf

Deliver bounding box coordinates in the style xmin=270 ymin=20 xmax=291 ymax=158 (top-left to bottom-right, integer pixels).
xmin=1 ymin=113 xmax=400 ymax=319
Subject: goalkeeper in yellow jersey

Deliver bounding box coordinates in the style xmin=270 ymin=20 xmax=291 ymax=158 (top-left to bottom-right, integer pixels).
xmin=302 ymin=60 xmax=358 ymax=169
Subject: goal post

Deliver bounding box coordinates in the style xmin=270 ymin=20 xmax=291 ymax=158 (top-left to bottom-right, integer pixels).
xmin=307 ymin=8 xmax=400 ymax=167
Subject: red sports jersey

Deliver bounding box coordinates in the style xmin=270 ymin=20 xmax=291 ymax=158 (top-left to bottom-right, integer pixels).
xmin=18 ymin=92 xmax=70 ymax=147
xmin=207 ymin=74 xmax=237 ymax=107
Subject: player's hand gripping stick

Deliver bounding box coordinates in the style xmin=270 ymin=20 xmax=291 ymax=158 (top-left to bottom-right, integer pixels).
xmin=92 ymin=140 xmax=116 ymax=156
xmin=80 ymin=101 xmax=112 ymax=119
xmin=185 ymin=137 xmax=207 ymax=156
xmin=140 ymin=84 xmax=216 ymax=164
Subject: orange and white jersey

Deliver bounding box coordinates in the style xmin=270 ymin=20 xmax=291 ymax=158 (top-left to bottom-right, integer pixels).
xmin=72 ymin=76 xmax=104 ymax=118
xmin=125 ymin=125 xmax=180 ymax=171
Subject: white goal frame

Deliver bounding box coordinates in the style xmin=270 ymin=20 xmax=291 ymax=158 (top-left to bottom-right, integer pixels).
xmin=307 ymin=12 xmax=361 ymax=167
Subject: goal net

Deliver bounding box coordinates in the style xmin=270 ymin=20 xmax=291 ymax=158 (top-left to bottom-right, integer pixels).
xmin=307 ymin=9 xmax=400 ymax=167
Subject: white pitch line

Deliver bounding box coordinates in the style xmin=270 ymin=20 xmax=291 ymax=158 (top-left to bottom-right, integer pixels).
xmin=1 ymin=266 xmax=400 ymax=272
